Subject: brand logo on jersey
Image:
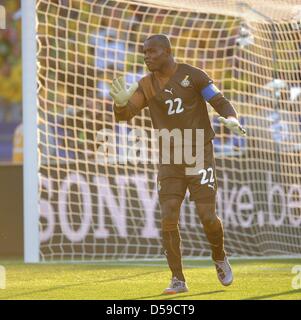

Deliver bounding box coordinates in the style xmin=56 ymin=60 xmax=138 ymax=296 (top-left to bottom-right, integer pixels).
xmin=181 ymin=75 xmax=190 ymax=87
xmin=164 ymin=88 xmax=173 ymax=95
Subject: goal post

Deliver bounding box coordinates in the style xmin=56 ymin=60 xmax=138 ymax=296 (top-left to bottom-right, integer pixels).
xmin=23 ymin=0 xmax=301 ymax=262
xmin=22 ymin=0 xmax=39 ymax=263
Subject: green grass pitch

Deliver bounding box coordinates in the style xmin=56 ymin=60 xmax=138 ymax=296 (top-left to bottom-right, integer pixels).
xmin=0 ymin=259 xmax=300 ymax=300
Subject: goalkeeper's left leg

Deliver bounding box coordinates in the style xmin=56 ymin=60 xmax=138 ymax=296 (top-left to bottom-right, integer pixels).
xmin=195 ymin=200 xmax=233 ymax=286
xmin=196 ymin=201 xmax=226 ymax=261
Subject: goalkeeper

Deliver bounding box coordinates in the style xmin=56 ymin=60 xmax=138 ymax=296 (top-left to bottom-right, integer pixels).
xmin=110 ymin=34 xmax=246 ymax=294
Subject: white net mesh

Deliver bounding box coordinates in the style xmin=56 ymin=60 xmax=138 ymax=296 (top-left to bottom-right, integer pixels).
xmin=36 ymin=0 xmax=301 ymax=261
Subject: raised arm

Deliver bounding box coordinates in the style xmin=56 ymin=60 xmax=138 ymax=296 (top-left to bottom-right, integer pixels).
xmin=110 ymin=76 xmax=147 ymax=122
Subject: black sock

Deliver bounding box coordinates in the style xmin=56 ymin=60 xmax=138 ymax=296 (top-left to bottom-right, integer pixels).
xmin=204 ymin=218 xmax=225 ymax=261
xmin=162 ymin=229 xmax=185 ymax=282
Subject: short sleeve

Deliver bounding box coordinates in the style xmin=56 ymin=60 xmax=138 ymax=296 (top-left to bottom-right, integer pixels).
xmin=190 ymin=66 xmax=222 ymax=101
xmin=191 ymin=67 xmax=214 ymax=92
xmin=137 ymin=81 xmax=145 ymax=96
xmin=138 ymin=74 xmax=156 ymax=102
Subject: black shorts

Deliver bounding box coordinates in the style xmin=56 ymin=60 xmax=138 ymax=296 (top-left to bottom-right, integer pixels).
xmin=157 ymin=141 xmax=217 ymax=204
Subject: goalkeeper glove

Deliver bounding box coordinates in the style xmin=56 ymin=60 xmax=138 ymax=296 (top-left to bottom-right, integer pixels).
xmin=218 ymin=116 xmax=247 ymax=136
xmin=109 ymin=76 xmax=138 ymax=107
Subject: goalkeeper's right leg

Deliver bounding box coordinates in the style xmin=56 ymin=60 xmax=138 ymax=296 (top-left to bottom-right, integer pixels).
xmin=160 ymin=197 xmax=188 ymax=293
xmin=163 ymin=276 xmax=189 ymax=294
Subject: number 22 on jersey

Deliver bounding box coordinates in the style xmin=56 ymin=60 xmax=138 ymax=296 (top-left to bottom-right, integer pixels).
xmin=165 ymin=98 xmax=184 ymax=115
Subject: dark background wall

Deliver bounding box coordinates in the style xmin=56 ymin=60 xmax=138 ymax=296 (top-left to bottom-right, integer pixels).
xmin=0 ymin=165 xmax=23 ymax=257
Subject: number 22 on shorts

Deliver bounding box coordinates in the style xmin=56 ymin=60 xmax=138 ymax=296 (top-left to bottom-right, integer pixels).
xmin=198 ymin=167 xmax=215 ymax=188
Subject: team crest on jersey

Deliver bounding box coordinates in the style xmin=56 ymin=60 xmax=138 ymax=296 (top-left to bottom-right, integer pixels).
xmin=181 ymin=75 xmax=190 ymax=87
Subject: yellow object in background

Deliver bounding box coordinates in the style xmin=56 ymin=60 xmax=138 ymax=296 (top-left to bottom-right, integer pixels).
xmin=0 ymin=60 xmax=22 ymax=103
xmin=12 ymin=122 xmax=23 ymax=163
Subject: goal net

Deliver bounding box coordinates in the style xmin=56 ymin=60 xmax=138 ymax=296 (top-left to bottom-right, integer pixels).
xmin=31 ymin=0 xmax=301 ymax=261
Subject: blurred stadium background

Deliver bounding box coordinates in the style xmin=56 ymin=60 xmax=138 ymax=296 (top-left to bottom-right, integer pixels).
xmin=0 ymin=0 xmax=21 ymax=164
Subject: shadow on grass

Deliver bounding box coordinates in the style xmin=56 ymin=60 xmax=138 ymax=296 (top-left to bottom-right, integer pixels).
xmin=0 ymin=270 xmax=161 ymax=300
xmin=242 ymin=289 xmax=301 ymax=300
xmin=131 ymin=290 xmax=225 ymax=300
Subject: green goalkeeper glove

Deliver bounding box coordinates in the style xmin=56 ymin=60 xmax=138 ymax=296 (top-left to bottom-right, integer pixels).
xmin=109 ymin=76 xmax=138 ymax=107
xmin=218 ymin=116 xmax=247 ymax=136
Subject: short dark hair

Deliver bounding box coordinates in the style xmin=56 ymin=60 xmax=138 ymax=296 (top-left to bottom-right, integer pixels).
xmin=144 ymin=34 xmax=171 ymax=49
